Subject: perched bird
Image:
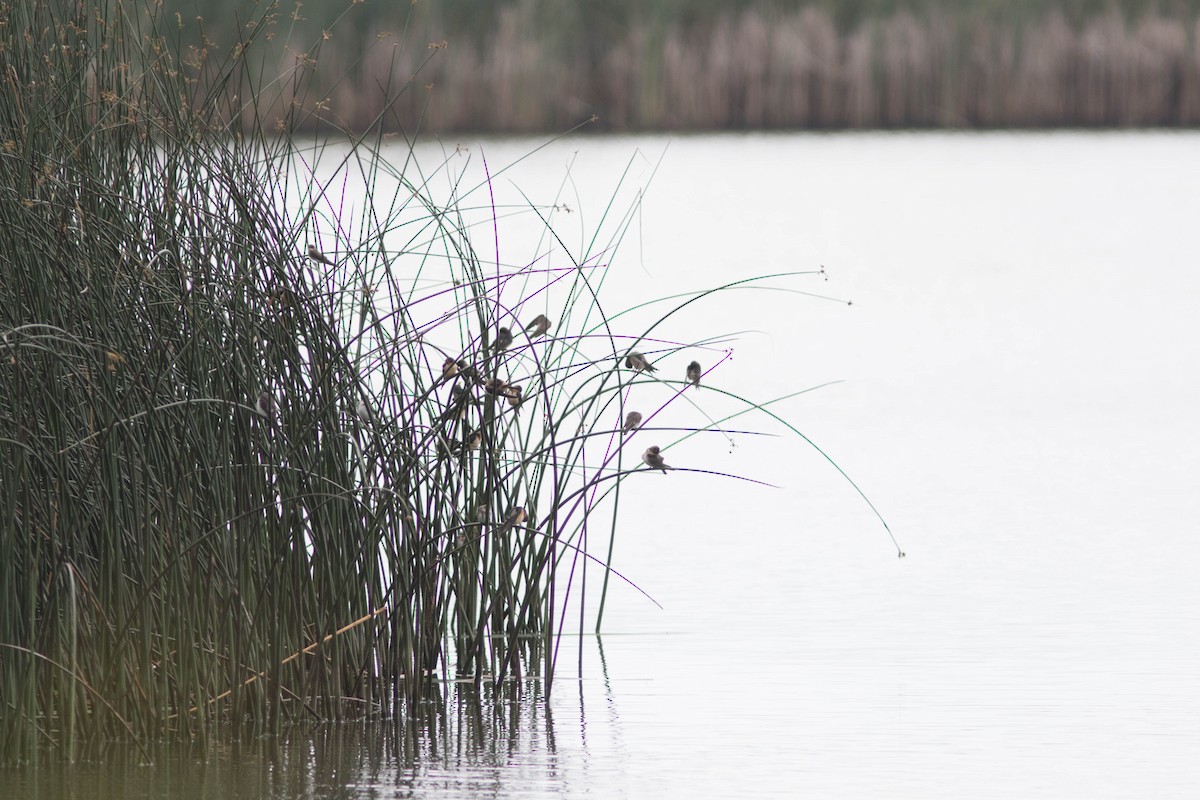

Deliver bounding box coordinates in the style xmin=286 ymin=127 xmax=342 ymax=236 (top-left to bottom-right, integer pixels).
xmin=255 ymin=390 xmax=274 ymax=420
xmin=500 ymin=506 xmax=527 ymax=531
xmin=466 ymin=429 xmax=482 ymax=451
xmin=356 ymin=400 xmax=371 ymax=423
xmin=458 ymin=361 xmax=479 ymax=384
xmin=306 ymin=244 xmax=336 ymax=266
xmin=622 ymin=411 xmax=643 ymax=433
xmin=525 ymin=314 xmax=552 ymax=338
xmin=442 ymin=385 xmax=471 ymax=421
xmin=450 ymin=382 xmax=479 ymax=408
xmin=505 ymin=385 xmax=523 ymax=410
xmin=483 ymin=377 xmax=509 ymax=396
xmin=475 ymin=503 xmax=490 ymax=524
xmin=686 ymin=360 xmax=702 ymax=388
xmin=493 ymin=327 xmax=513 ymax=352
xmin=641 ymin=445 xmax=673 ymax=473
xmin=625 ymin=351 xmax=657 ymax=372
xmin=441 ymin=357 xmax=459 ymax=380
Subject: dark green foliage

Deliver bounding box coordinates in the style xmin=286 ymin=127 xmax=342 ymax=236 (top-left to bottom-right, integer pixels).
xmin=0 ymin=0 xmax=887 ymax=765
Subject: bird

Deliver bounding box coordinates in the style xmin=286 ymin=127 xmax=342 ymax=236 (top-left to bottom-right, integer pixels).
xmin=306 ymin=244 xmax=336 ymax=266
xmin=622 ymin=411 xmax=642 ymax=433
xmin=449 ymin=382 xmax=479 ymax=410
xmin=458 ymin=361 xmax=479 ymax=384
xmin=441 ymin=357 xmax=458 ymax=380
xmin=483 ymin=378 xmax=509 ymax=396
xmin=466 ymin=429 xmax=482 ymax=451
xmin=255 ymin=391 xmax=274 ymax=420
xmin=356 ymin=400 xmax=371 ymax=423
xmin=625 ymin=351 xmax=657 ymax=372
xmin=505 ymin=385 xmax=523 ymax=410
xmin=525 ymin=314 xmax=552 ymax=338
xmin=641 ymin=445 xmax=672 ymax=473
xmin=442 ymin=387 xmax=470 ymax=422
xmin=686 ymin=360 xmax=702 ymax=388
xmin=501 ymin=506 xmax=527 ymax=530
xmin=493 ymin=327 xmax=513 ymax=352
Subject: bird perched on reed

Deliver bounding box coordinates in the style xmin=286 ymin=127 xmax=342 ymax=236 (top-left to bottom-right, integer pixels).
xmin=622 ymin=411 xmax=642 ymax=433
xmin=442 ymin=383 xmax=476 ymax=421
xmin=441 ymin=357 xmax=459 ymax=380
xmin=497 ymin=506 xmax=527 ymax=533
xmin=306 ymin=244 xmax=336 ymax=266
xmin=525 ymin=314 xmax=552 ymax=338
xmin=255 ymin=391 xmax=274 ymax=420
xmin=356 ymin=400 xmax=371 ymax=423
xmin=493 ymin=327 xmax=513 ymax=352
xmin=457 ymin=361 xmax=479 ymax=384
xmin=686 ymin=360 xmax=702 ymax=388
xmin=483 ymin=377 xmax=509 ymax=396
xmin=505 ymin=385 xmax=523 ymax=410
xmin=642 ymin=445 xmax=672 ymax=473
xmin=625 ymin=351 xmax=656 ymax=372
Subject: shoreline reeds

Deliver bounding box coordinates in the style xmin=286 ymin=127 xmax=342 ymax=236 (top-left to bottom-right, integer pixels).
xmin=0 ymin=0 xmax=896 ymax=763
xmin=260 ymin=3 xmax=1200 ymax=133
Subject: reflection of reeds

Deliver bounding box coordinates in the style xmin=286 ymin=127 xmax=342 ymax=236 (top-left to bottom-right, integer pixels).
xmin=303 ymin=5 xmax=1200 ymax=131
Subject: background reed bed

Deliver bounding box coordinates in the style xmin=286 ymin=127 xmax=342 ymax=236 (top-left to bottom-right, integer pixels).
xmin=0 ymin=0 xmax=864 ymax=762
xmin=236 ymin=0 xmax=1200 ymax=132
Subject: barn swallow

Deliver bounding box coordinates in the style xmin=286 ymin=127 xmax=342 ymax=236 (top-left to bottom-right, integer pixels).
xmin=451 ymin=382 xmax=479 ymax=406
xmin=255 ymin=390 xmax=274 ymax=420
xmin=445 ymin=382 xmax=478 ymax=420
xmin=625 ymin=351 xmax=656 ymax=372
xmin=686 ymin=360 xmax=702 ymax=388
xmin=525 ymin=314 xmax=552 ymax=338
xmin=622 ymin=411 xmax=642 ymax=433
xmin=493 ymin=327 xmax=513 ymax=352
xmin=306 ymin=244 xmax=336 ymax=266
xmin=500 ymin=506 xmax=527 ymax=531
xmin=483 ymin=378 xmax=509 ymax=396
xmin=441 ymin=357 xmax=458 ymax=380
xmin=466 ymin=428 xmax=482 ymax=451
xmin=458 ymin=361 xmax=479 ymax=383
xmin=641 ymin=445 xmax=672 ymax=473
xmin=505 ymin=385 xmax=523 ymax=410
xmin=475 ymin=503 xmax=490 ymax=524
xmin=356 ymin=400 xmax=371 ymax=423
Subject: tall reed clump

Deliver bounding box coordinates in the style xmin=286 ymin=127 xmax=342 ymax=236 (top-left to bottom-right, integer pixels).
xmin=0 ymin=0 xmax=894 ymax=764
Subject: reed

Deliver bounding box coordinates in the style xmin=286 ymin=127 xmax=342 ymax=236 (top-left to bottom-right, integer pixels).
xmin=1 ymin=0 xmax=888 ymax=763
xmin=254 ymin=2 xmax=1200 ymax=132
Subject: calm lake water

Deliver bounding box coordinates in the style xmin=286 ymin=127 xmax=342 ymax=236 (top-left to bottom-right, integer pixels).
xmin=6 ymin=131 xmax=1199 ymax=798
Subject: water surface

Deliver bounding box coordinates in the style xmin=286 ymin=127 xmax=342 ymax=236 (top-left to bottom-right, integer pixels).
xmin=6 ymin=131 xmax=1198 ymax=798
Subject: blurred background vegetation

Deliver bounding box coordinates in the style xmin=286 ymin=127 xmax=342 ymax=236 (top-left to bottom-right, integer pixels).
xmin=161 ymin=0 xmax=1200 ymax=132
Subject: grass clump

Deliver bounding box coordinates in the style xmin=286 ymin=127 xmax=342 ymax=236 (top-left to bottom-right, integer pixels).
xmin=0 ymin=0 xmax=893 ymax=764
